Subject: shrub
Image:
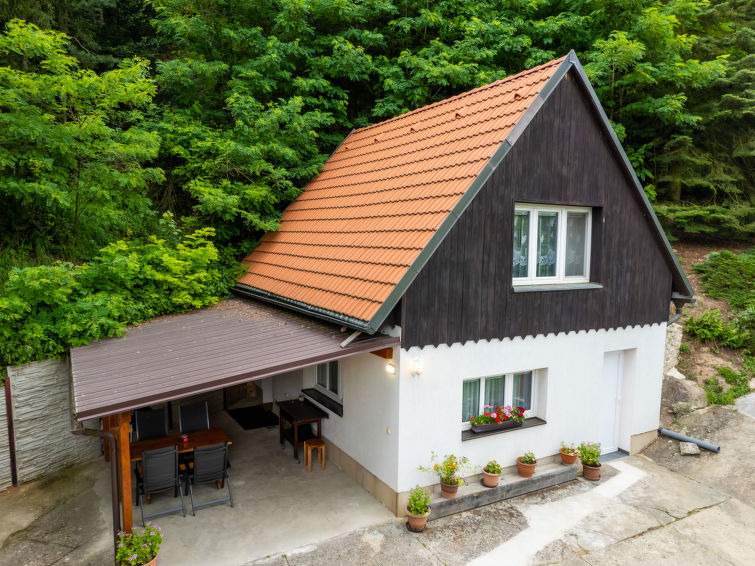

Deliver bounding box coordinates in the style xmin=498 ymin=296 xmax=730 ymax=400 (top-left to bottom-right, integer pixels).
xmin=407 ymin=486 xmax=431 ymax=515
xmin=685 ymin=310 xmax=747 ymax=349
xmin=704 ymin=365 xmax=752 ymax=405
xmin=693 ymin=249 xmax=755 ymax=311
xmin=679 ymin=343 xmax=690 ymax=354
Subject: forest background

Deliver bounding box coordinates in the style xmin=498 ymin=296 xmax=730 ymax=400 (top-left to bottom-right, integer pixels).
xmin=0 ymin=0 xmax=752 ymax=367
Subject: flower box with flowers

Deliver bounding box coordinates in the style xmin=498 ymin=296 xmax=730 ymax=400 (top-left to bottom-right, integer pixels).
xmin=469 ymin=406 xmax=526 ymax=433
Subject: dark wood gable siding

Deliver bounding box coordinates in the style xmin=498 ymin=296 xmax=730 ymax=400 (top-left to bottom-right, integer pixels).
xmin=401 ymin=71 xmax=673 ymax=348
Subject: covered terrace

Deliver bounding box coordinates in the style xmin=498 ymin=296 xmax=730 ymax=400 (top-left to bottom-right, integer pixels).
xmin=69 ymin=298 xmax=399 ymax=547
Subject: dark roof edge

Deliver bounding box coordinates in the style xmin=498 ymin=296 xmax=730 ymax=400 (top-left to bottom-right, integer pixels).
xmin=565 ymin=51 xmax=694 ymax=300
xmin=74 ymin=332 xmax=399 ymax=421
xmin=364 ymin=55 xmax=577 ymax=333
xmin=231 ymin=283 xmax=375 ymax=333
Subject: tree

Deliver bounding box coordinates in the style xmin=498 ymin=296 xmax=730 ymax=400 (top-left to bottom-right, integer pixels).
xmin=0 ymin=20 xmax=163 ymax=267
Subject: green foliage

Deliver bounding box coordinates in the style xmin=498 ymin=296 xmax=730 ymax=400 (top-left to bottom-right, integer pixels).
xmin=407 ymin=485 xmax=431 ymax=515
xmin=679 ymin=343 xmax=691 ymax=354
xmin=655 ymin=203 xmax=755 ymax=241
xmin=685 ymin=309 xmax=748 ymax=349
xmin=519 ymin=451 xmax=537 ymax=465
xmin=704 ymin=364 xmax=752 ymax=405
xmin=115 ymin=522 xmax=162 ymax=565
xmin=0 ymin=228 xmax=231 ymax=366
xmin=0 ymin=21 xmax=163 ymax=265
xmin=418 ymin=452 xmax=473 ymax=486
xmin=484 ymin=459 xmax=503 ymax=474
xmin=693 ymin=249 xmax=755 ymax=310
xmin=578 ymin=441 xmax=601 ymax=467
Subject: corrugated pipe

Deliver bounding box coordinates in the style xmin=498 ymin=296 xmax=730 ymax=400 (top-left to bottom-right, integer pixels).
xmin=71 ymin=427 xmax=120 ymax=563
xmin=658 ymin=427 xmax=720 ymax=453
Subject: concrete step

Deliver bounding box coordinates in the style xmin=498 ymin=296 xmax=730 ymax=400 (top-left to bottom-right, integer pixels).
xmin=427 ymin=461 xmax=578 ymax=520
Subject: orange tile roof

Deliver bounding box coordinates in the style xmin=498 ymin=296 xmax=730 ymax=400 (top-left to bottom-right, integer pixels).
xmin=238 ymin=56 xmax=566 ymax=326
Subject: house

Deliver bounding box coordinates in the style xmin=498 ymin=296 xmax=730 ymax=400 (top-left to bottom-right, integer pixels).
xmin=232 ymin=51 xmax=693 ymax=508
xmin=67 ymin=51 xmax=693 ymax=526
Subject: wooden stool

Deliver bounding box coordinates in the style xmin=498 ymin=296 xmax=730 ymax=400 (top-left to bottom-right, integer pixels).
xmin=304 ymin=438 xmax=326 ymax=472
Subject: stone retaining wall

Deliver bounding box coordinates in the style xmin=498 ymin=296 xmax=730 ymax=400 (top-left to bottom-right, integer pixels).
xmin=0 ymin=385 xmax=11 ymax=491
xmin=6 ymin=359 xmax=100 ymax=485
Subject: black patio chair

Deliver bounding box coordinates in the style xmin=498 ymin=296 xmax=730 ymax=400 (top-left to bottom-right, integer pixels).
xmin=136 ymin=445 xmax=186 ymax=525
xmin=185 ymin=442 xmax=233 ymax=515
xmin=179 ymin=401 xmax=210 ymax=434
xmin=133 ymin=407 xmax=168 ymax=441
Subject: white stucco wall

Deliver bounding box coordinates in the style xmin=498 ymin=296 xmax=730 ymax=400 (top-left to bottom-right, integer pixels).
xmin=272 ymin=369 xmax=304 ymax=401
xmin=303 ymin=351 xmax=401 ymax=490
xmin=395 ymin=323 xmax=666 ymax=492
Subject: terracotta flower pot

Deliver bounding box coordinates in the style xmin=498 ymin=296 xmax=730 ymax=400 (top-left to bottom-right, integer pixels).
xmin=440 ymin=481 xmax=459 ymax=498
xmin=559 ymin=449 xmax=579 ymax=466
xmin=482 ymin=468 xmax=500 ymax=487
xmin=516 ymin=457 xmax=536 ymax=478
xmin=406 ymin=506 xmax=430 ymax=532
xmin=141 ymin=555 xmax=158 ymax=566
xmin=582 ymin=463 xmax=602 ymax=481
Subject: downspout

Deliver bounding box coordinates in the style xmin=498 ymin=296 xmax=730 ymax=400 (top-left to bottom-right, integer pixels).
xmin=658 ymin=427 xmax=720 ymax=453
xmin=71 ymin=424 xmax=121 ymax=563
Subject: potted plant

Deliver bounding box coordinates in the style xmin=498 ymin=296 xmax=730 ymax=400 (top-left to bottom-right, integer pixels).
xmin=516 ymin=451 xmax=537 ymax=478
xmin=482 ymin=459 xmax=503 ymax=487
xmin=578 ymin=441 xmax=602 ymax=480
xmin=559 ymin=442 xmax=579 ymax=465
xmin=406 ymin=485 xmax=431 ymax=531
xmin=418 ymin=452 xmax=473 ymax=498
xmin=469 ymin=405 xmax=526 ymax=433
xmin=116 ymin=522 xmax=162 ymax=565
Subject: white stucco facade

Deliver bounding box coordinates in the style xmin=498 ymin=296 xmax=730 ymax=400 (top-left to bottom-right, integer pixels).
xmin=394 ymin=323 xmax=667 ymax=492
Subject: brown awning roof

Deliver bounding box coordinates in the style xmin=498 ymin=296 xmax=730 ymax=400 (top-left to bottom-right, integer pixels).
xmin=70 ymin=298 xmax=398 ymax=421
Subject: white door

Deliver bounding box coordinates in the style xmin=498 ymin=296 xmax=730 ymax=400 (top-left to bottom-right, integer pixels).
xmin=599 ymin=351 xmax=623 ymax=454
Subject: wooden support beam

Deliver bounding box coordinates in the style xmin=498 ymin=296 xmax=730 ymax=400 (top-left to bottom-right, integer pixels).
xmin=116 ymin=412 xmax=133 ymax=532
xmin=370 ymin=347 xmax=393 ymax=360
xmin=103 ymin=415 xmax=112 ymax=462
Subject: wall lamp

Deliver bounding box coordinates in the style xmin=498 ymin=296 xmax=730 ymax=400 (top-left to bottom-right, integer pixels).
xmin=385 ymin=362 xmax=396 ymax=374
xmin=410 ymin=356 xmax=425 ymax=376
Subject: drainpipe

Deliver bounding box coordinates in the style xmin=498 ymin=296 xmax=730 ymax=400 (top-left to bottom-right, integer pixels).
xmin=71 ymin=425 xmax=121 ymax=563
xmin=658 ymin=427 xmax=720 ymax=453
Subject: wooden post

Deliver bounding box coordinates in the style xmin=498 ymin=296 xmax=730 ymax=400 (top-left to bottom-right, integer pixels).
xmin=116 ymin=412 xmax=133 ymax=532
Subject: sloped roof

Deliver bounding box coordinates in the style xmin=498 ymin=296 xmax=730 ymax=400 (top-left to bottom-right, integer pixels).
xmin=237 ymin=56 xmax=566 ymax=327
xmin=237 ymin=51 xmax=694 ymax=332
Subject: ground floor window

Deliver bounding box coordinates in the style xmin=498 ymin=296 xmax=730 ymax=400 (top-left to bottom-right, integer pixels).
xmin=462 ymin=371 xmax=538 ymax=423
xmin=315 ymin=361 xmax=341 ymax=401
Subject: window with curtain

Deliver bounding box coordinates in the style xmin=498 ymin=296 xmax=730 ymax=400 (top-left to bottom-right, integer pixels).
xmin=462 ymin=371 xmax=539 ymax=423
xmin=512 ymin=204 xmax=591 ymax=284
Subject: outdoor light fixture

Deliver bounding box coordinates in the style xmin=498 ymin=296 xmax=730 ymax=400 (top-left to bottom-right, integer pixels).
xmin=410 ymin=356 xmax=425 ymax=376
xmin=385 ymin=362 xmax=396 ymax=374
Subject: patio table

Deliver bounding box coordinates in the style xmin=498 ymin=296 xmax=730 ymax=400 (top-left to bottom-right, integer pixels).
xmin=130 ymin=428 xmax=231 ymax=461
xmin=277 ymin=399 xmax=328 ymax=461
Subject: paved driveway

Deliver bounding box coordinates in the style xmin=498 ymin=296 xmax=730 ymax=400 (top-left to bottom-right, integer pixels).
xmin=2 ymin=400 xmax=753 ymax=565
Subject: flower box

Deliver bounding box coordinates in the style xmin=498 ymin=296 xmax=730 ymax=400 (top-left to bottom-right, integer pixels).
xmin=470 ymin=420 xmax=523 ymax=433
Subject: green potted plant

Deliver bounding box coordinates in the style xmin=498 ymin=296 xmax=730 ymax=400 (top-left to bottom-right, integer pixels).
xmin=469 ymin=405 xmax=526 ymax=433
xmin=406 ymin=485 xmax=431 ymax=531
xmin=559 ymin=442 xmax=579 ymax=466
xmin=482 ymin=459 xmax=503 ymax=487
xmin=516 ymin=451 xmax=537 ymax=478
xmin=418 ymin=452 xmax=473 ymax=498
xmin=578 ymin=441 xmax=602 ymax=480
xmin=116 ymin=522 xmax=162 ymax=565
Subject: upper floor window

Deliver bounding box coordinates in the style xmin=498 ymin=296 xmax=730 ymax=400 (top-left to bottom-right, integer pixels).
xmin=513 ymin=204 xmax=591 ymax=284
xmin=315 ymin=361 xmax=341 ymax=401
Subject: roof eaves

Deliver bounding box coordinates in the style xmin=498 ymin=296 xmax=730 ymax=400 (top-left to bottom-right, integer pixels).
xmin=231 ymin=283 xmax=375 ymax=333
xmin=565 ymin=51 xmax=695 ymax=301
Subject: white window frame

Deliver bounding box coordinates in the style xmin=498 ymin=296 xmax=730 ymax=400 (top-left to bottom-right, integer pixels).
xmin=462 ymin=371 xmax=539 ymax=428
xmin=513 ymin=204 xmax=592 ymax=285
xmin=314 ymin=361 xmax=342 ymax=402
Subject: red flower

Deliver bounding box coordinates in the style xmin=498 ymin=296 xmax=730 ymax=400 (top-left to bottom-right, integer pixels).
xmin=495 ymin=407 xmax=501 ymax=412
xmin=502 ymin=415 xmax=508 ymax=421
xmin=484 ymin=412 xmax=490 ymax=417
xmin=517 ymin=407 xmax=525 ymax=412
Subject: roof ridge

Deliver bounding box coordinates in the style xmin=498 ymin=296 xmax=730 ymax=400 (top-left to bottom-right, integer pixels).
xmin=351 ymin=56 xmax=565 ymax=136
